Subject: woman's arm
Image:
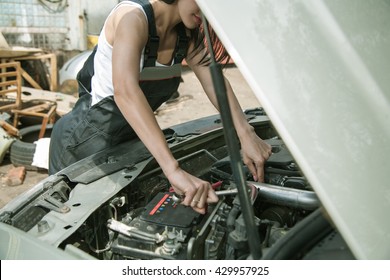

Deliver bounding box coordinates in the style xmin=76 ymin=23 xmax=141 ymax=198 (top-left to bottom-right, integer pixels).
xmin=109 ymin=9 xmax=218 ymax=213
xmin=186 ymin=49 xmax=272 ymax=182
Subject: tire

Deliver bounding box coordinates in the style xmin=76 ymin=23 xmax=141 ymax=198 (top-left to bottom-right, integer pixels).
xmin=10 ymin=140 xmax=38 ymax=171
xmin=9 ymin=124 xmax=53 ymax=171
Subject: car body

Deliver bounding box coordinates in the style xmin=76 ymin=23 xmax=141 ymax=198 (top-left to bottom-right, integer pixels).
xmin=1 ymin=0 xmax=389 ymax=260
xmin=58 ymin=50 xmax=92 ymax=95
xmin=59 ymin=50 xmax=92 ymax=86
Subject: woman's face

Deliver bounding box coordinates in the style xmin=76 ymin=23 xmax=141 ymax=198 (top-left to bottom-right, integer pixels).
xmin=178 ymin=0 xmax=202 ymax=29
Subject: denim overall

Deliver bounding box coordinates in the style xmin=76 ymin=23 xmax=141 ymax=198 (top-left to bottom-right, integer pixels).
xmin=49 ymin=0 xmax=188 ymax=174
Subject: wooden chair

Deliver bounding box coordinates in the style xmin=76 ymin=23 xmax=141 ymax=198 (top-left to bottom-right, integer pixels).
xmin=0 ymin=61 xmax=57 ymax=139
xmin=0 ymin=61 xmax=22 ymax=112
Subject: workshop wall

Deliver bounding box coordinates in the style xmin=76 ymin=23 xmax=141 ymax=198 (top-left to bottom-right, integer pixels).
xmin=0 ymin=0 xmax=117 ymax=51
xmin=0 ymin=0 xmax=68 ymax=50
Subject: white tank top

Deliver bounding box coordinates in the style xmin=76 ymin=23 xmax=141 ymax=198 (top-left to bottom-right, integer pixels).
xmin=90 ymin=1 xmax=147 ymax=106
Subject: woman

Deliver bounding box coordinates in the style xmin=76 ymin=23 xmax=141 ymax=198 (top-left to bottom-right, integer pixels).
xmin=49 ymin=0 xmax=272 ymax=214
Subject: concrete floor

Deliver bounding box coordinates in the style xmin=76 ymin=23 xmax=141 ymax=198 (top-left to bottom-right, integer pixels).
xmin=0 ymin=65 xmax=261 ymax=209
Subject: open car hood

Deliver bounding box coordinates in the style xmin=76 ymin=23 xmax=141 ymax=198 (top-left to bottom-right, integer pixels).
xmin=197 ymin=0 xmax=390 ymax=259
xmin=1 ymin=0 xmax=389 ymax=261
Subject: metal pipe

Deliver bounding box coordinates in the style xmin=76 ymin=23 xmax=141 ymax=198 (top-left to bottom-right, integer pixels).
xmin=248 ymin=181 xmax=320 ymax=210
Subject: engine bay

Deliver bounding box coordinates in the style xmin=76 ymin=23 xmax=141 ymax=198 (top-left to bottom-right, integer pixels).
xmin=102 ymin=139 xmax=324 ymax=260
xmin=0 ymin=110 xmax=354 ymax=260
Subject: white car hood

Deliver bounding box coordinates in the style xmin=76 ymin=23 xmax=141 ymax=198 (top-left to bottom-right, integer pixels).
xmin=197 ymin=0 xmax=390 ymax=259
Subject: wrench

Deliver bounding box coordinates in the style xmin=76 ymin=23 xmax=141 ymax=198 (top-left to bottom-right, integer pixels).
xmin=172 ymin=188 xmax=238 ymax=203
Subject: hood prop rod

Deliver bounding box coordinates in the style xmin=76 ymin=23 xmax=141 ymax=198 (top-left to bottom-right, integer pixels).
xmin=201 ymin=13 xmax=263 ymax=260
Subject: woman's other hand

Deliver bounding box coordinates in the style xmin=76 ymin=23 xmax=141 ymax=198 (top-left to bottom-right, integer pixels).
xmin=240 ymin=130 xmax=272 ymax=182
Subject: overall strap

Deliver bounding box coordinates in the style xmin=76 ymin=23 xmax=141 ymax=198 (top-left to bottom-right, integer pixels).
xmin=174 ymin=23 xmax=189 ymax=64
xmin=132 ymin=0 xmax=159 ymax=67
xmin=132 ymin=0 xmax=189 ymax=66
xmin=77 ymin=46 xmax=97 ymax=96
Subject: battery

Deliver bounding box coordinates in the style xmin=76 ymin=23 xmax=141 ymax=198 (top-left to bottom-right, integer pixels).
xmin=140 ymin=192 xmax=202 ymax=228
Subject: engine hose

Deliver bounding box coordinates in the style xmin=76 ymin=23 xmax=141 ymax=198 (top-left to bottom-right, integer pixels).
xmin=265 ymin=167 xmax=301 ymax=176
xmin=262 ymin=208 xmax=333 ymax=260
xmin=227 ymin=204 xmax=241 ymax=232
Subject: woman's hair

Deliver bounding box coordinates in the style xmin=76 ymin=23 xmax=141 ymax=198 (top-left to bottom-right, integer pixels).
xmin=188 ymin=24 xmax=230 ymax=66
xmin=161 ymin=0 xmax=230 ymax=66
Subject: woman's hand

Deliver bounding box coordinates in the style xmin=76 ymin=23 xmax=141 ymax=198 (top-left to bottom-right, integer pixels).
xmin=240 ymin=130 xmax=272 ymax=182
xmin=165 ymin=167 xmax=219 ymax=214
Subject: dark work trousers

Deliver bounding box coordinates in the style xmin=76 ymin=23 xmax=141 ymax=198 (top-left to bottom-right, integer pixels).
xmin=48 ymin=77 xmax=181 ymax=175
